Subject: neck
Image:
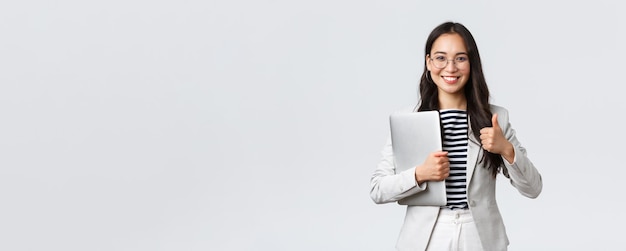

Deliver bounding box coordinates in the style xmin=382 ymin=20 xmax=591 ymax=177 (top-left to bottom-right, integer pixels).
xmin=438 ymin=93 xmax=467 ymax=110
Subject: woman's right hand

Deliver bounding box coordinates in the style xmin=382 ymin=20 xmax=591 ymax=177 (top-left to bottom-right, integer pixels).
xmin=414 ymin=151 xmax=449 ymax=185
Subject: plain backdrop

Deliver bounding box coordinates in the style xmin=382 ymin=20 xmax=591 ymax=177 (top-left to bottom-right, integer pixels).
xmin=1 ymin=1 xmax=625 ymax=250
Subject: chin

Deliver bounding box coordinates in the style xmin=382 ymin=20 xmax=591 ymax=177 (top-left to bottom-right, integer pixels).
xmin=437 ymin=85 xmax=463 ymax=94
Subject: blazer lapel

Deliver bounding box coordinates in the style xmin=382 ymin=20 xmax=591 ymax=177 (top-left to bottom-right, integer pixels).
xmin=466 ymin=117 xmax=481 ymax=189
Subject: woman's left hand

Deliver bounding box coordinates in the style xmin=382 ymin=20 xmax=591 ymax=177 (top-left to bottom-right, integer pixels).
xmin=480 ymin=114 xmax=514 ymax=161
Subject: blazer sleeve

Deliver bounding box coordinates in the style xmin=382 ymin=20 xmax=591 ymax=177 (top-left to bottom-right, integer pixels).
xmin=369 ymin=135 xmax=428 ymax=204
xmin=497 ymin=108 xmax=543 ymax=199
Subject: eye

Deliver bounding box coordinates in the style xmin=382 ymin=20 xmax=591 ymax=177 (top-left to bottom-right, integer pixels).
xmin=434 ymin=55 xmax=446 ymax=62
xmin=456 ymin=56 xmax=468 ymax=62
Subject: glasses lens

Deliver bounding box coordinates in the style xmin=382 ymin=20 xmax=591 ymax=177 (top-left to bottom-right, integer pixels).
xmin=435 ymin=60 xmax=446 ymax=68
xmin=432 ymin=58 xmax=447 ymax=69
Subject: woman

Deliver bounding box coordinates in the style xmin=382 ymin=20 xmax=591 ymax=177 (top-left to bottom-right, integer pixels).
xmin=369 ymin=22 xmax=543 ymax=251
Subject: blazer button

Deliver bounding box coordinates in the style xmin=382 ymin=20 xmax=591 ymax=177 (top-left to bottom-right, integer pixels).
xmin=469 ymin=201 xmax=476 ymax=207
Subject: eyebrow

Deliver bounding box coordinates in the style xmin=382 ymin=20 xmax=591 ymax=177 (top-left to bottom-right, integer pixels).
xmin=432 ymin=51 xmax=468 ymax=55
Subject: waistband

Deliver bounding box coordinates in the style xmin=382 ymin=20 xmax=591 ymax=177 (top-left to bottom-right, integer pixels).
xmin=437 ymin=207 xmax=474 ymax=223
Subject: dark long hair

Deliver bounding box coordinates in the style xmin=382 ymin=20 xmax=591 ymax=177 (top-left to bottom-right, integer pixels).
xmin=417 ymin=21 xmax=503 ymax=177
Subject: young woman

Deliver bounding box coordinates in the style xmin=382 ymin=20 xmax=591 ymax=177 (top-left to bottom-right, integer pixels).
xmin=370 ymin=22 xmax=543 ymax=251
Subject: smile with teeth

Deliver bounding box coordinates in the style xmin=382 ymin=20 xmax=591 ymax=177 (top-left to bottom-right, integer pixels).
xmin=442 ymin=76 xmax=459 ymax=84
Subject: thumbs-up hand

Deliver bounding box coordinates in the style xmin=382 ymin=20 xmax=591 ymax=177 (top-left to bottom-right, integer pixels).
xmin=479 ymin=113 xmax=513 ymax=156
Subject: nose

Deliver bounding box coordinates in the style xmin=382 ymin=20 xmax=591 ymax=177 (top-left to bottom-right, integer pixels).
xmin=445 ymin=59 xmax=458 ymax=72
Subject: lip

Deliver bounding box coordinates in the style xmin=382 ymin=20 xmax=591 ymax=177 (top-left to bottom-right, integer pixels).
xmin=442 ymin=76 xmax=459 ymax=84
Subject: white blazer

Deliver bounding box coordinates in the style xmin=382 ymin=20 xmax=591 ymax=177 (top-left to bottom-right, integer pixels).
xmin=370 ymin=105 xmax=542 ymax=251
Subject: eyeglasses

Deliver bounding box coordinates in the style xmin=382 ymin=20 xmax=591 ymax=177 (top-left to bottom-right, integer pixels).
xmin=429 ymin=55 xmax=469 ymax=69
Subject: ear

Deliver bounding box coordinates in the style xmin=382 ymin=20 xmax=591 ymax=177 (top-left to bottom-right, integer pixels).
xmin=425 ymin=54 xmax=432 ymax=71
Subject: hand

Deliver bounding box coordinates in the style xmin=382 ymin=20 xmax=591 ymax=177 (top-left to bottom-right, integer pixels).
xmin=414 ymin=151 xmax=449 ymax=184
xmin=479 ymin=114 xmax=514 ymax=160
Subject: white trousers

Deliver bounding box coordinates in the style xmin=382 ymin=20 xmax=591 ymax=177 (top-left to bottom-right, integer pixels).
xmin=426 ymin=208 xmax=484 ymax=251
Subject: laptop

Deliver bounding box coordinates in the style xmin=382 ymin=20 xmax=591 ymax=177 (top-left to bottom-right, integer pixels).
xmin=389 ymin=110 xmax=447 ymax=206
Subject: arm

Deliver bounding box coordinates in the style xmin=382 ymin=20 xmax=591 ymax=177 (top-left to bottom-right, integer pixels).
xmin=369 ymin=136 xmax=428 ymax=204
xmin=481 ymin=107 xmax=543 ymax=198
xmin=500 ymin=115 xmax=543 ymax=199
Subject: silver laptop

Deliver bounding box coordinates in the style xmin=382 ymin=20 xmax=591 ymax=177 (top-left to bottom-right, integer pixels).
xmin=389 ymin=110 xmax=447 ymax=206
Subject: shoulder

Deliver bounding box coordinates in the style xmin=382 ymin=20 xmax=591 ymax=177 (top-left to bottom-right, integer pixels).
xmin=489 ymin=104 xmax=512 ymax=126
xmin=489 ymin=104 xmax=510 ymax=116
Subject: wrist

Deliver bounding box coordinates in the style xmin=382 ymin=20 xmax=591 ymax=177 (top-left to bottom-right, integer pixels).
xmin=414 ymin=166 xmax=423 ymax=185
xmin=502 ymin=143 xmax=515 ymax=164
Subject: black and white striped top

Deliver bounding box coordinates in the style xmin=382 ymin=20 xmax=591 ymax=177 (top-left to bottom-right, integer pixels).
xmin=440 ymin=110 xmax=469 ymax=209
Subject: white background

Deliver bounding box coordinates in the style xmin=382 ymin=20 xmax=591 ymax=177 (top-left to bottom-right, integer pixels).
xmin=1 ymin=1 xmax=624 ymax=250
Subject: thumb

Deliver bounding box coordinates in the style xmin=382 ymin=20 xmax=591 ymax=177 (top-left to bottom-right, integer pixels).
xmin=491 ymin=113 xmax=500 ymax=128
xmin=433 ymin=151 xmax=448 ymax=157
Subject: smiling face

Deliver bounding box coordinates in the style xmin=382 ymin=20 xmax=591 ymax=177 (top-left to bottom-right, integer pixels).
xmin=426 ymin=33 xmax=470 ymax=100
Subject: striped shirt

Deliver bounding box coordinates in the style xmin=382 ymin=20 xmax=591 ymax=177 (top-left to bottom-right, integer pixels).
xmin=440 ymin=110 xmax=469 ymax=209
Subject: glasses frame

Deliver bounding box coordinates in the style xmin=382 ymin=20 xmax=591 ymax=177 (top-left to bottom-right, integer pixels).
xmin=428 ymin=55 xmax=469 ymax=70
